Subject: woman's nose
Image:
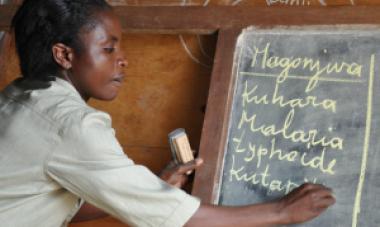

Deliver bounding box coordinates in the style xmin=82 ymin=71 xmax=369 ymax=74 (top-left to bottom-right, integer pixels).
xmin=118 ymin=58 xmax=128 ymax=68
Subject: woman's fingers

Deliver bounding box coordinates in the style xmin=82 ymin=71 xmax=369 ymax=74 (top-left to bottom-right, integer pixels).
xmin=176 ymin=158 xmax=203 ymax=175
xmin=160 ymin=158 xmax=203 ymax=187
xmin=279 ymin=183 xmax=335 ymax=224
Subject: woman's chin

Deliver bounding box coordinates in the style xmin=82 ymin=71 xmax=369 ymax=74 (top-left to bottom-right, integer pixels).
xmin=95 ymin=90 xmax=119 ymax=101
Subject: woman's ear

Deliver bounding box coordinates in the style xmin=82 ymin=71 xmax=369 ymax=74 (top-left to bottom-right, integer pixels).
xmin=52 ymin=43 xmax=74 ymax=70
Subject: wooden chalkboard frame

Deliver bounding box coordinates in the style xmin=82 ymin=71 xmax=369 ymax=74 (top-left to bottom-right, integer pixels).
xmin=2 ymin=4 xmax=380 ymax=204
xmin=188 ymin=8 xmax=380 ymax=204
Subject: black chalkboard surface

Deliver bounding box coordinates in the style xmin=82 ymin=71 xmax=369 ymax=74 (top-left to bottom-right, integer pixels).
xmin=218 ymin=26 xmax=380 ymax=227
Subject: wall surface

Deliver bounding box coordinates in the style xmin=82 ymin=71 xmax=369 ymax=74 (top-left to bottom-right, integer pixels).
xmin=0 ymin=31 xmax=215 ymax=177
xmin=106 ymin=0 xmax=378 ymax=6
xmin=1 ymin=0 xmax=380 ymax=226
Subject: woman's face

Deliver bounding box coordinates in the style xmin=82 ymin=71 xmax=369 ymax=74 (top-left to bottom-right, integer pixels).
xmin=68 ymin=10 xmax=127 ymax=101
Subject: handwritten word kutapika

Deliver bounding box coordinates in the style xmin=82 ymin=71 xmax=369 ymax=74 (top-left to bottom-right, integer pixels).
xmin=229 ymin=154 xmax=318 ymax=194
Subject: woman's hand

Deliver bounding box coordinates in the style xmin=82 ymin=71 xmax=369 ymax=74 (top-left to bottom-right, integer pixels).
xmin=276 ymin=183 xmax=335 ymax=224
xmin=159 ymin=158 xmax=203 ymax=188
xmin=185 ymin=183 xmax=334 ymax=227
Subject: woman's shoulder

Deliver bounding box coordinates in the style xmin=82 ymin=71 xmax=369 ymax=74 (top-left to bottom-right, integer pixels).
xmin=2 ymin=77 xmax=112 ymax=130
xmin=41 ymin=79 xmax=112 ymax=130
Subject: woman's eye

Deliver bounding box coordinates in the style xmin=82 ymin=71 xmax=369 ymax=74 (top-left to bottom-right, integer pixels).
xmin=104 ymin=47 xmax=115 ymax=53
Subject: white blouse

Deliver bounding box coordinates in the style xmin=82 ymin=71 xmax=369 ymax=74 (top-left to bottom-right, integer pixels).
xmin=0 ymin=77 xmax=200 ymax=227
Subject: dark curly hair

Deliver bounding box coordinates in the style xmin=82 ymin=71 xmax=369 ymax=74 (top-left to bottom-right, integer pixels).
xmin=11 ymin=0 xmax=112 ymax=80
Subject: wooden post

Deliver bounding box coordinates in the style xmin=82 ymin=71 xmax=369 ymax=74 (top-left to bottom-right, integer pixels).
xmin=0 ymin=31 xmax=12 ymax=84
xmin=192 ymin=29 xmax=241 ymax=203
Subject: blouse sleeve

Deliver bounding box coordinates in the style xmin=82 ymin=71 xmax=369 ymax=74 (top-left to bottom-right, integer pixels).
xmin=44 ymin=111 xmax=200 ymax=227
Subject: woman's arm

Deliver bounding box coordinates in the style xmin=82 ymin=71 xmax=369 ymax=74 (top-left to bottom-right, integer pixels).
xmin=71 ymin=160 xmax=334 ymax=225
xmin=72 ymin=183 xmax=334 ymax=225
xmin=71 ymin=159 xmax=203 ymax=222
xmin=71 ymin=203 xmax=108 ymax=223
xmin=186 ymin=183 xmax=335 ymax=227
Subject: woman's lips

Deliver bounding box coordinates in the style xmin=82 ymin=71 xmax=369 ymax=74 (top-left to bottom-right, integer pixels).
xmin=111 ymin=73 xmax=125 ymax=86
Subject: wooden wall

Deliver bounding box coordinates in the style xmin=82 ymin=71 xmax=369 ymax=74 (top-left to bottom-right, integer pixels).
xmin=107 ymin=0 xmax=378 ymax=6
xmin=0 ymin=0 xmax=379 ymax=226
xmin=0 ymin=34 xmax=215 ymax=170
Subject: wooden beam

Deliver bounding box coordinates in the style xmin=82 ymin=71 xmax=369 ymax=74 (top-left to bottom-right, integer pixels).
xmin=0 ymin=5 xmax=18 ymax=31
xmin=2 ymin=6 xmax=380 ymax=33
xmin=192 ymin=28 xmax=241 ymax=203
xmin=0 ymin=31 xmax=12 ymax=85
xmin=117 ymin=6 xmax=380 ymax=33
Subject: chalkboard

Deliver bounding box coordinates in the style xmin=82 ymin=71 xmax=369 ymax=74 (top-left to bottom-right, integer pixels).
xmin=217 ymin=26 xmax=380 ymax=226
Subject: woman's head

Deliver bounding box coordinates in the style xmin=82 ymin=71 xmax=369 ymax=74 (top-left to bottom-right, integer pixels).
xmin=12 ymin=0 xmax=127 ymax=100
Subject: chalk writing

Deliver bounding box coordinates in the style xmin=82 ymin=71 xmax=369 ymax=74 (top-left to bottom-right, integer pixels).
xmin=238 ymin=108 xmax=344 ymax=150
xmin=241 ymin=80 xmax=337 ymax=112
xmin=229 ymin=154 xmax=318 ymax=194
xmin=352 ymin=54 xmax=375 ymax=227
xmin=266 ymin=0 xmax=312 ymax=6
xmin=233 ymin=136 xmax=337 ymax=175
xmin=250 ymin=42 xmax=362 ymax=92
xmin=265 ymin=0 xmax=355 ymax=6
xmin=219 ymin=27 xmax=380 ymax=227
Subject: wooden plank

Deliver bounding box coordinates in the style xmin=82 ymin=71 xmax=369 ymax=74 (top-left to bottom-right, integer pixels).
xmin=3 ymin=6 xmax=380 ymax=32
xmin=0 ymin=5 xmax=17 ymax=31
xmin=69 ymin=216 xmax=126 ymax=227
xmin=113 ymin=6 xmax=217 ymax=34
xmin=9 ymin=0 xmax=377 ymax=7
xmin=117 ymin=6 xmax=380 ymax=33
xmin=33 ymin=0 xmax=380 ymax=7
xmin=0 ymin=32 xmax=12 ymax=85
xmin=192 ymin=29 xmax=240 ymax=203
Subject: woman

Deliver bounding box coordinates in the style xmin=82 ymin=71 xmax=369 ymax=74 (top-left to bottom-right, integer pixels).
xmin=0 ymin=0 xmax=335 ymax=226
